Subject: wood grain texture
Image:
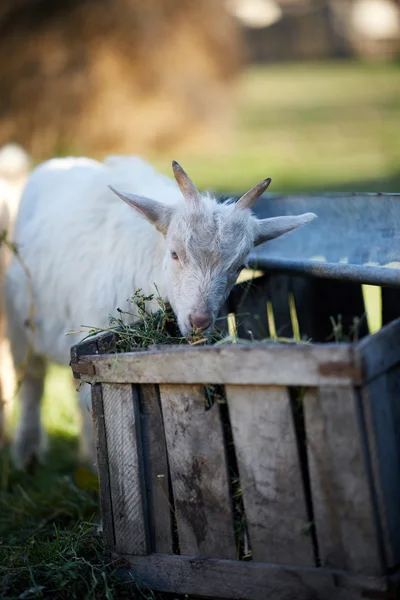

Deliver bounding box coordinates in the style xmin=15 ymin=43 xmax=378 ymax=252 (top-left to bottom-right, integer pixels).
xmin=138 ymin=384 xmax=173 ymax=554
xmin=79 ymin=344 xmax=362 ymax=387
xmin=304 ymin=386 xmax=382 ymax=575
xmin=362 ymin=369 xmax=400 ymax=569
xmin=114 ymin=553 xmax=391 ymax=600
xmin=225 ymin=384 xmax=314 ymax=566
xmin=91 ymin=383 xmax=115 ymax=549
xmin=159 ymin=384 xmax=236 ymax=559
xmin=102 ymin=383 xmax=149 ymax=555
xmin=358 ymin=316 xmax=400 ymax=382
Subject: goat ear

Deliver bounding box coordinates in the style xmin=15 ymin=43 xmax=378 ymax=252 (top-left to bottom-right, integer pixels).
xmin=172 ymin=160 xmax=201 ymax=209
xmin=108 ymin=185 xmax=174 ymax=235
xmin=254 ymin=213 xmax=317 ymax=247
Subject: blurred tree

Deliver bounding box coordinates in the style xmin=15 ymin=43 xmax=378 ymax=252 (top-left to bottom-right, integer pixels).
xmin=0 ymin=0 xmax=244 ymax=159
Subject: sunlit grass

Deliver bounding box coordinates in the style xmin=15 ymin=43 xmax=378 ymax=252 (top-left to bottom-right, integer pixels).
xmin=42 ymin=366 xmax=79 ymax=438
xmin=8 ymin=365 xmax=78 ymax=439
xmin=154 ymin=61 xmax=400 ymax=193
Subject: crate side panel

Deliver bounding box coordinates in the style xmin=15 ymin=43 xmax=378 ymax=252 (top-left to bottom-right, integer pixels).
xmin=358 ymin=316 xmax=400 ymax=382
xmin=304 ymin=386 xmax=382 ymax=575
xmin=139 ymin=384 xmax=173 ymax=554
xmin=102 ymin=383 xmax=149 ymax=555
xmin=362 ymin=369 xmax=400 ymax=569
xmin=159 ymin=384 xmax=236 ymax=559
xmin=91 ymin=383 xmax=115 ymax=549
xmin=225 ymin=384 xmax=314 ymax=566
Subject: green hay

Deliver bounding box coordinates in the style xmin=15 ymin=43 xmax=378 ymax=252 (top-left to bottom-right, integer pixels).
xmin=78 ymin=289 xmax=227 ymax=352
xmin=76 ymin=288 xmax=318 ymax=355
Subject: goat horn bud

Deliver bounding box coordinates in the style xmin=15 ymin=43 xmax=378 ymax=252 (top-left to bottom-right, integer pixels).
xmin=235 ymin=178 xmax=272 ymax=211
xmin=172 ymin=160 xmax=201 ymax=207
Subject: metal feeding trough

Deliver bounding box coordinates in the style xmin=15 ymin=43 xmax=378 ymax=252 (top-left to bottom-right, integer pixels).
xmin=220 ymin=192 xmax=400 ymax=341
xmin=246 ymin=192 xmax=400 ymax=288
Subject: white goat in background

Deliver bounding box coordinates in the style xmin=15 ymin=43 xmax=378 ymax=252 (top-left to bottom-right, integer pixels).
xmin=0 ymin=144 xmax=31 ymax=445
xmin=5 ymin=155 xmax=316 ymax=469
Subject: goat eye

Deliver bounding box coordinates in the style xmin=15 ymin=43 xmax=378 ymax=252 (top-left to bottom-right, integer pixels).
xmin=170 ymin=250 xmax=179 ymax=260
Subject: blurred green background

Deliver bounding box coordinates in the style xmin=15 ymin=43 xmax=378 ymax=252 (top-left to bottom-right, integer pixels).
xmin=155 ymin=61 xmax=400 ymax=194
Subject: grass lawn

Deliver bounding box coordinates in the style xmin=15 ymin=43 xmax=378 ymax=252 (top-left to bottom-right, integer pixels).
xmin=1 ymin=60 xmax=399 ymax=599
xmin=154 ymin=61 xmax=400 ymax=194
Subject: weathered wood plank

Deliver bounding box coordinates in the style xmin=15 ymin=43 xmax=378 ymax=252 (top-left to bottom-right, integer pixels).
xmin=91 ymin=383 xmax=115 ymax=549
xmin=225 ymin=385 xmax=314 ymax=566
xmin=304 ymin=386 xmax=382 ymax=575
xmin=114 ymin=553 xmax=393 ymax=600
xmin=358 ymin=316 xmax=400 ymax=382
xmin=362 ymin=368 xmax=400 ymax=569
xmin=159 ymin=384 xmax=236 ymax=558
xmin=138 ymin=384 xmax=173 ymax=554
xmin=78 ymin=344 xmax=362 ymax=387
xmin=102 ymin=383 xmax=149 ymax=555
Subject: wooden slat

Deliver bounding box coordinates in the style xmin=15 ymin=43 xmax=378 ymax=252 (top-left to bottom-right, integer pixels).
xmin=79 ymin=344 xmax=362 ymax=387
xmin=225 ymin=385 xmax=314 ymax=566
xmin=91 ymin=383 xmax=115 ymax=549
xmin=304 ymin=387 xmax=382 ymax=575
xmin=138 ymin=384 xmax=173 ymax=554
xmin=159 ymin=384 xmax=236 ymax=559
xmin=115 ymin=553 xmax=391 ymax=600
xmin=358 ymin=316 xmax=400 ymax=382
xmin=102 ymin=383 xmax=149 ymax=555
xmin=362 ymin=369 xmax=400 ymax=569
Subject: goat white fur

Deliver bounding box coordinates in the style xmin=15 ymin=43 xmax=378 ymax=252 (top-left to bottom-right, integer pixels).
xmin=5 ymin=155 xmax=316 ymax=469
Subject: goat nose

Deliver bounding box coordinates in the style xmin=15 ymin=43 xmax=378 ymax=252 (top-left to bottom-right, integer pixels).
xmin=190 ymin=313 xmax=212 ymax=331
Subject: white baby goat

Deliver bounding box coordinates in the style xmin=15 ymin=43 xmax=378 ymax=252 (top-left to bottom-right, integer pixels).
xmin=5 ymin=155 xmax=316 ymax=470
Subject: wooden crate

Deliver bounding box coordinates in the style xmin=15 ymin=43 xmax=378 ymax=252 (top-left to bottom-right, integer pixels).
xmin=70 ymin=317 xmax=400 ymax=600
